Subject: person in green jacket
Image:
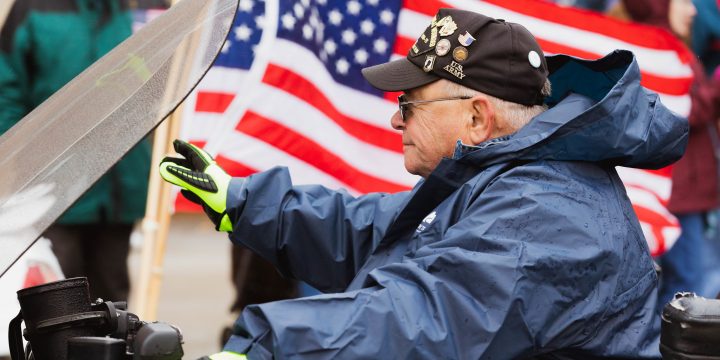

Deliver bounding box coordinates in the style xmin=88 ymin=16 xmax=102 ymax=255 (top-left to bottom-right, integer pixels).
xmin=0 ymin=0 xmax=150 ymax=302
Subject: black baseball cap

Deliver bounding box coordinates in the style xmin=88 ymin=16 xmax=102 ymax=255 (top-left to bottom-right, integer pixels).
xmin=361 ymin=8 xmax=548 ymax=106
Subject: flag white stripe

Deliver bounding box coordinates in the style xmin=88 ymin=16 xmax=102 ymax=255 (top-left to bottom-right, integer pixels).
xmin=268 ymin=39 xmax=398 ymax=128
xmin=180 ymin=93 xmax=201 ymax=142
xmin=639 ymin=222 xmax=659 ymax=253
xmin=616 ymin=167 xmax=672 ymax=201
xmin=657 ymin=93 xmax=691 ymax=117
xmin=192 ymin=67 xmax=249 ymax=93
xmin=249 ymin=83 xmax=419 ymax=186
xmin=625 ymin=186 xmax=677 ymax=221
xmin=181 ymin=113 xmax=232 ymax=143
xmin=662 ymin=226 xmax=681 ymax=250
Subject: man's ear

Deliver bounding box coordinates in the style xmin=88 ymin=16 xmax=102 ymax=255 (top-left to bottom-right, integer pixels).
xmin=468 ymin=95 xmax=495 ymax=146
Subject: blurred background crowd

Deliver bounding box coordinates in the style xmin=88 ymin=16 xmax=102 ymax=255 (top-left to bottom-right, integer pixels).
xmin=0 ymin=0 xmax=719 ymax=357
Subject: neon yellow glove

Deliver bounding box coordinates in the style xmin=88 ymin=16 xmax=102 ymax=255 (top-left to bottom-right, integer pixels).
xmin=159 ymin=139 xmax=233 ymax=232
xmin=198 ymin=351 xmax=247 ymax=360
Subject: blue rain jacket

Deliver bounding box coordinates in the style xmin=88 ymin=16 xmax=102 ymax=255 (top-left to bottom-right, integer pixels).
xmin=222 ymin=50 xmax=688 ymax=359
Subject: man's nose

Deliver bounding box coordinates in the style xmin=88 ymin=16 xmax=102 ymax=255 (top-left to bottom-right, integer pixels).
xmin=390 ymin=110 xmax=404 ymax=130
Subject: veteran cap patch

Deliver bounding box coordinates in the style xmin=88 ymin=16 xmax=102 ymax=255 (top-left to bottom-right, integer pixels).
xmin=361 ymin=8 xmax=549 ymax=106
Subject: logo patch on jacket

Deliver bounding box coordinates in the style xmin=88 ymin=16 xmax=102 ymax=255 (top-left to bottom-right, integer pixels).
xmin=416 ymin=211 xmax=437 ymax=233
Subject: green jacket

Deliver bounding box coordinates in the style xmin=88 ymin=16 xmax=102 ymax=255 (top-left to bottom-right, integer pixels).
xmin=0 ymin=0 xmax=150 ymax=224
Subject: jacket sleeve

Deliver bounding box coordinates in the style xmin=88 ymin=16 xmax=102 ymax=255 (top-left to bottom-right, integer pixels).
xmin=223 ymin=165 xmax=660 ymax=359
xmin=0 ymin=4 xmax=32 ymax=133
xmin=225 ymin=167 xmax=412 ymax=292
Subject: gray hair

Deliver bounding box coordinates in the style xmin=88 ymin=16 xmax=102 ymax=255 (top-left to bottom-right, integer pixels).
xmin=444 ymin=79 xmax=552 ymax=132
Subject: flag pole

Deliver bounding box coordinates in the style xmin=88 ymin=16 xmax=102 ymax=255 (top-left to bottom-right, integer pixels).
xmin=132 ymin=111 xmax=178 ymax=321
xmin=0 ymin=0 xmax=16 ymax=29
xmin=132 ymin=0 xmax=196 ymax=320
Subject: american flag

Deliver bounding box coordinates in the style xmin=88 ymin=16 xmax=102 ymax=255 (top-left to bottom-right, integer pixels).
xmin=175 ymin=0 xmax=693 ymax=257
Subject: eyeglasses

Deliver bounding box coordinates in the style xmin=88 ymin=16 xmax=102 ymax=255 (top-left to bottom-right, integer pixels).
xmin=397 ymin=94 xmax=472 ymax=122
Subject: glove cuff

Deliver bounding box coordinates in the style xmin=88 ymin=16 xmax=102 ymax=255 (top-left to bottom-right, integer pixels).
xmin=206 ymin=351 xmax=247 ymax=360
xmin=217 ymin=213 xmax=233 ymax=232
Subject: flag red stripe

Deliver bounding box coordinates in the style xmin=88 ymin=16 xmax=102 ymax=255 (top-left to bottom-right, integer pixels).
xmin=237 ymin=111 xmax=411 ymax=193
xmin=263 ymin=64 xmax=402 ymax=153
xmin=402 ymin=0 xmax=448 ymax=17
xmin=647 ymin=167 xmax=672 ymax=177
xmin=393 ymin=36 xmax=414 ymax=58
xmin=195 ymin=92 xmax=235 ymax=113
xmin=189 ymin=140 xmax=207 ymax=148
xmin=633 ymin=205 xmax=676 ymax=256
xmin=384 ymin=91 xmax=402 ymax=103
xmin=535 ymin=38 xmax=605 ymax=59
xmin=650 ymin=223 xmax=667 ymax=256
xmin=394 ymin=34 xmax=691 ymax=96
xmin=175 ymin=196 xmax=202 ymax=212
xmin=632 ymin=205 xmax=676 ymax=228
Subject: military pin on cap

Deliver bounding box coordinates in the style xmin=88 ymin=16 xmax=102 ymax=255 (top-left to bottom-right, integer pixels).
xmin=423 ymin=54 xmax=437 ymax=72
xmin=434 ymin=15 xmax=451 ymax=27
xmin=452 ymin=46 xmax=468 ymax=62
xmin=435 ymin=39 xmax=451 ymax=56
xmin=458 ymin=31 xmax=475 ymax=46
xmin=528 ymin=50 xmax=542 ymax=68
xmin=439 ymin=19 xmax=458 ymax=36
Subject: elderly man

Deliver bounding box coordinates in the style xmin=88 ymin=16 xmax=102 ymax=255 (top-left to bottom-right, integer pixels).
xmin=161 ymin=8 xmax=687 ymax=359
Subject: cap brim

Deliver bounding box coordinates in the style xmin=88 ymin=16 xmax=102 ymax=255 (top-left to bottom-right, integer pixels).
xmin=361 ymin=58 xmax=439 ymax=92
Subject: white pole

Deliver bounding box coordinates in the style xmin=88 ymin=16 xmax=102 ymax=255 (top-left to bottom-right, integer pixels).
xmin=131 ymin=0 xmax=194 ymax=320
xmin=0 ymin=0 xmax=16 ymax=30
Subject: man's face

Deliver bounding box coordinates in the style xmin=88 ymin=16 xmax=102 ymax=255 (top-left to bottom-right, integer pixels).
xmin=391 ymin=80 xmax=473 ymax=178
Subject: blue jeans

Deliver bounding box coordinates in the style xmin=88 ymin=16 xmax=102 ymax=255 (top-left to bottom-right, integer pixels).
xmin=701 ymin=211 xmax=720 ymax=297
xmin=658 ymin=211 xmax=720 ymax=309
